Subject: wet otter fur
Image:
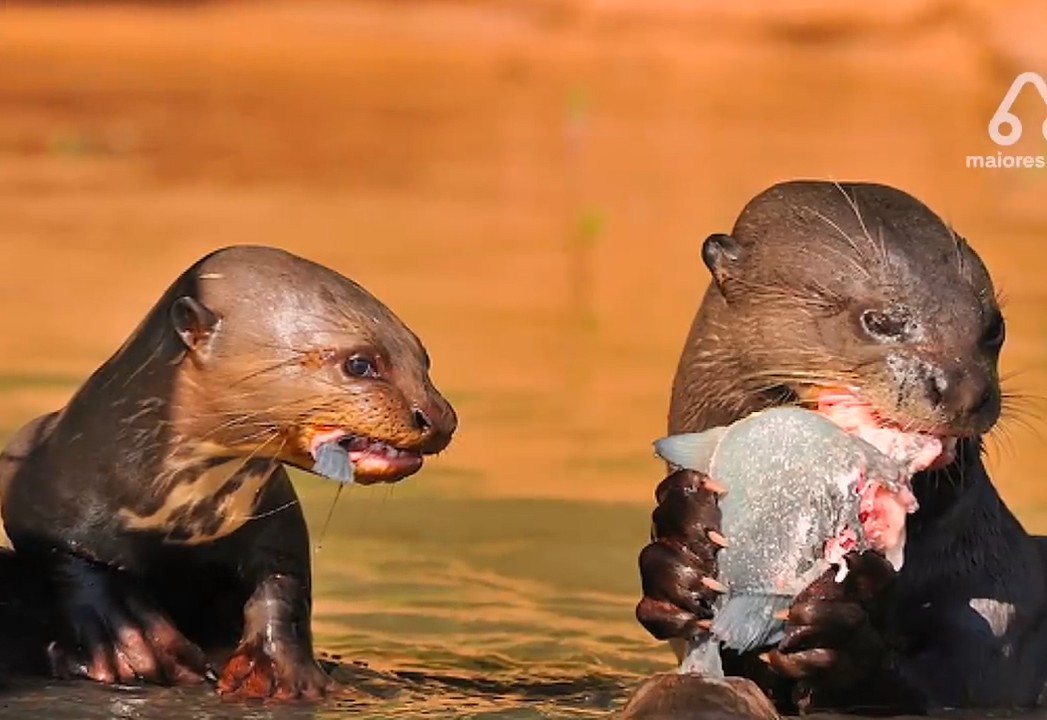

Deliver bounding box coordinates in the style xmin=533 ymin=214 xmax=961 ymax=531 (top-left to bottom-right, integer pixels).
xmin=0 ymin=245 xmax=457 ymax=699
xmin=635 ymin=180 xmax=1047 ymax=713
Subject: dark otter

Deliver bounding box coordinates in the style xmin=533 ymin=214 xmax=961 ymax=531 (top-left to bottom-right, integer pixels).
xmin=0 ymin=245 xmax=457 ymax=699
xmin=634 ymin=180 xmax=1047 ymax=713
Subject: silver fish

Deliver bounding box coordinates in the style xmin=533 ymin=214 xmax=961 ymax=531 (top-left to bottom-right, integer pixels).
xmin=311 ymin=440 xmax=355 ymax=484
xmin=653 ymin=406 xmax=933 ymax=678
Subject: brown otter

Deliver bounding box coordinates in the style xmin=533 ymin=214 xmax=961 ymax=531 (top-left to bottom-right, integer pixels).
xmin=634 ymin=180 xmax=1047 ymax=713
xmin=617 ymin=674 xmax=780 ymax=720
xmin=0 ymin=244 xmax=457 ymax=699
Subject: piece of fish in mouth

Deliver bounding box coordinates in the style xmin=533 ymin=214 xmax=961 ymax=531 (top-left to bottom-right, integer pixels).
xmin=312 ymin=440 xmax=354 ymax=484
xmin=653 ymin=406 xmax=931 ymax=680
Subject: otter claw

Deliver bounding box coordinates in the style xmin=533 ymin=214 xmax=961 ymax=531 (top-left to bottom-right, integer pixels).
xmin=217 ymin=637 xmax=333 ymax=700
xmin=701 ymin=576 xmax=728 ymax=593
xmin=696 ymin=619 xmax=713 ymax=631
xmin=707 ymin=530 xmax=729 ymax=548
xmin=773 ymin=609 xmax=790 ymax=621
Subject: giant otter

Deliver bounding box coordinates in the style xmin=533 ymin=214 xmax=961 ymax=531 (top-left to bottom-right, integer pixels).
xmin=633 ymin=180 xmax=1047 ymax=713
xmin=0 ymin=245 xmax=457 ymax=699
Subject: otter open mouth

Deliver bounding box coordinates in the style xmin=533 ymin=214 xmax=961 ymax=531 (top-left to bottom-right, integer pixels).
xmin=307 ymin=429 xmax=423 ymax=485
xmin=812 ymin=388 xmax=958 ymax=473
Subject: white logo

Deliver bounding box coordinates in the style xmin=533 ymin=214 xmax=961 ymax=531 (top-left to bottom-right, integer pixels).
xmin=988 ymin=71 xmax=1047 ymax=146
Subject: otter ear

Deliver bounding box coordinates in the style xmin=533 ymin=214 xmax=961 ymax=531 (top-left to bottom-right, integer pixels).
xmin=701 ymin=233 xmax=743 ymax=293
xmin=171 ymin=296 xmax=219 ymax=356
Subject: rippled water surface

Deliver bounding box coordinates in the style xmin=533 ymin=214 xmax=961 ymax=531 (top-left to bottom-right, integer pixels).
xmin=1 ymin=1 xmax=1046 ymax=717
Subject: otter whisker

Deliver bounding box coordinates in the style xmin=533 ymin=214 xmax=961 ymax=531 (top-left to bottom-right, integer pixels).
xmin=233 ymin=427 xmax=289 ymax=447
xmin=940 ymin=458 xmax=963 ymax=493
xmin=831 ymin=181 xmax=879 ymax=261
xmin=997 ymin=406 xmax=1045 ymax=440
xmin=985 ymin=419 xmax=1021 ymax=463
xmin=188 ymin=389 xmax=355 ymax=439
xmin=226 ymin=357 xmax=311 ymax=387
xmin=244 ymin=498 xmax=301 ymax=523
xmin=738 ymin=368 xmax=864 ymax=382
xmin=875 ymin=224 xmax=890 ymax=269
xmin=231 ymin=431 xmax=284 ymax=472
xmin=801 ymin=205 xmax=872 ymax=278
xmin=212 ymin=389 xmax=347 ymax=410
xmin=994 ymin=285 xmax=1009 ymax=310
xmin=194 ymin=413 xmax=282 ymax=441
xmin=222 ymin=434 xmax=298 ymax=524
xmin=314 ymin=483 xmax=344 ymax=553
xmin=712 ymin=276 xmax=848 ymax=314
xmin=1000 ymin=390 xmax=1046 ymax=418
xmin=1000 ymin=376 xmax=1047 ymax=422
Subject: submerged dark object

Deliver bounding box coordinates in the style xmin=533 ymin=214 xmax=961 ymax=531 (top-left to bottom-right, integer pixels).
xmin=616 ymin=672 xmax=780 ymax=720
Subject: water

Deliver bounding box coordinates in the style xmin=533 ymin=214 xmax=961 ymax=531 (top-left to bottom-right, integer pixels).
xmin=0 ymin=1 xmax=1046 ymax=717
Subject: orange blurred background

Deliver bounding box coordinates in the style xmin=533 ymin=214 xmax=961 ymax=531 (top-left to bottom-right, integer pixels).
xmin=0 ymin=1 xmax=1045 ymax=713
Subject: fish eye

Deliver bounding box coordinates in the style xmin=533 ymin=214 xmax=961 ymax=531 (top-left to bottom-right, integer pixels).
xmin=343 ymin=354 xmax=378 ymax=379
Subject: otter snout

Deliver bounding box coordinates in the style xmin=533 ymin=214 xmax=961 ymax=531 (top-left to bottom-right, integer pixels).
xmin=412 ymin=392 xmax=457 ymax=455
xmin=887 ymin=353 xmax=1000 ymax=433
xmin=922 ymin=364 xmax=996 ymax=421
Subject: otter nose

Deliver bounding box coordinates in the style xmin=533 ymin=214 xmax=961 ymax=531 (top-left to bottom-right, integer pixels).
xmin=412 ymin=408 xmax=431 ymax=433
xmin=412 ymin=396 xmax=457 ymax=453
xmin=923 ymin=364 xmax=998 ymax=425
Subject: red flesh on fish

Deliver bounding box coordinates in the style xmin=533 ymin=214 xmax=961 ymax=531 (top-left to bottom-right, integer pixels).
xmin=814 ymin=388 xmax=940 ymax=572
xmin=814 ymin=388 xmax=956 ymax=471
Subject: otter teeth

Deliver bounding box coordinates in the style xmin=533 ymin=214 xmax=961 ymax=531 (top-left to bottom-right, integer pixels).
xmin=340 ymin=436 xmax=416 ymax=461
xmin=379 ymin=445 xmax=403 ymax=458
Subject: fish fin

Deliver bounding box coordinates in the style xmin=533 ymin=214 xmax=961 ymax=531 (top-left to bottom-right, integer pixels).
xmin=312 ymin=441 xmax=354 ymax=484
xmin=678 ymin=637 xmax=725 ymax=678
xmin=886 ymin=525 xmax=906 ymax=571
xmin=653 ymin=427 xmax=728 ymax=475
xmin=711 ymin=595 xmax=792 ymax=654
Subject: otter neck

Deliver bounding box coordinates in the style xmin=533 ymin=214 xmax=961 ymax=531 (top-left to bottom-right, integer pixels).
xmin=57 ymin=317 xmax=268 ymax=478
xmin=668 ymin=285 xmax=791 ymax=434
xmin=907 ymin=438 xmax=983 ymax=535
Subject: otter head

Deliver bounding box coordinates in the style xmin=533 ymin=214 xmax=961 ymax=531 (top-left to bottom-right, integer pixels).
xmin=677 ymin=180 xmax=1003 ymax=447
xmin=167 ymin=245 xmax=457 ymax=485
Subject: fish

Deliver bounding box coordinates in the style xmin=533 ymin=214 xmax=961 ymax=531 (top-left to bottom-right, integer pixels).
xmin=307 ymin=431 xmax=355 ymax=553
xmin=308 ymin=430 xmax=355 ymax=484
xmin=311 ymin=441 xmax=354 ymax=484
xmin=652 ymin=406 xmax=940 ymax=678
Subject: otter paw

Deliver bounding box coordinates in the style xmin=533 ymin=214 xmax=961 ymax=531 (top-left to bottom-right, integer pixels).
xmin=48 ymin=593 xmax=212 ymax=686
xmin=216 ymin=638 xmax=334 ymax=700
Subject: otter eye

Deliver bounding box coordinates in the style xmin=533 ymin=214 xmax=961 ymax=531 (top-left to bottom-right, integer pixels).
xmin=343 ymin=354 xmax=378 ymax=378
xmin=982 ymin=311 xmax=1005 ymax=350
xmin=860 ymin=308 xmax=909 ymax=342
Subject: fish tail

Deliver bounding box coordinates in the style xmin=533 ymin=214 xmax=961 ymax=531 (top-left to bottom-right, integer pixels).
xmin=678 ymin=636 xmax=725 ymax=679
xmin=711 ymin=594 xmax=791 ymax=654
xmin=653 ymin=427 xmax=727 ymax=475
